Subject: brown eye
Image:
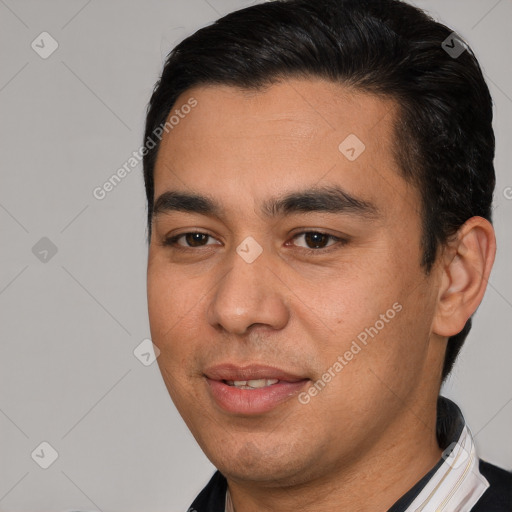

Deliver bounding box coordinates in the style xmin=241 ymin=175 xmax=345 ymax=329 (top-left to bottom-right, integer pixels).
xmin=162 ymin=232 xmax=219 ymax=248
xmin=292 ymin=231 xmax=340 ymax=250
xmin=184 ymin=233 xmax=209 ymax=247
xmin=304 ymin=232 xmax=331 ymax=249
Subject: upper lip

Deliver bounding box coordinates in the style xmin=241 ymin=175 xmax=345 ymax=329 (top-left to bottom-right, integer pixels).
xmin=204 ymin=363 xmax=307 ymax=382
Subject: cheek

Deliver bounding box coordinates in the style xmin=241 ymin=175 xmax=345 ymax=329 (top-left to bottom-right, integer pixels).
xmin=147 ymin=260 xmax=203 ymax=358
xmin=302 ymin=252 xmax=430 ymax=380
xmin=295 ymin=261 xmax=401 ymax=345
xmin=147 ymin=265 xmax=206 ymax=410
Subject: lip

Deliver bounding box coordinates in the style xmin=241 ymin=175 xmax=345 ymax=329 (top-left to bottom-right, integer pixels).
xmin=204 ymin=363 xmax=306 ymax=382
xmin=204 ymin=363 xmax=309 ymax=415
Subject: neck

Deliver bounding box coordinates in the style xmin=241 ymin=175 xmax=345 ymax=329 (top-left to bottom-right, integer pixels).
xmin=228 ymin=397 xmax=443 ymax=512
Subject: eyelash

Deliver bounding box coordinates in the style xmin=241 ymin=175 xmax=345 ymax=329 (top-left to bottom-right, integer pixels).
xmin=161 ymin=231 xmax=348 ymax=255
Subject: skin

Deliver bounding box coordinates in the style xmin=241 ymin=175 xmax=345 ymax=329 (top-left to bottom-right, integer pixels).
xmin=146 ymin=78 xmax=496 ymax=511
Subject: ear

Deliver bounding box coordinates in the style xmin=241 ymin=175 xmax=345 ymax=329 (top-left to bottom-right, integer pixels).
xmin=432 ymin=216 xmax=496 ymax=337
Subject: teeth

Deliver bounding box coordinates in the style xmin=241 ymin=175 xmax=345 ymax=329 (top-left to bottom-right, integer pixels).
xmin=248 ymin=379 xmax=279 ymax=388
xmin=227 ymin=379 xmax=279 ymax=389
xmin=247 ymin=379 xmax=267 ymax=388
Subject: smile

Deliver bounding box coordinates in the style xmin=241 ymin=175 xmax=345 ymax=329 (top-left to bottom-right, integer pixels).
xmin=204 ymin=364 xmax=309 ymax=415
xmin=225 ymin=378 xmax=279 ymax=389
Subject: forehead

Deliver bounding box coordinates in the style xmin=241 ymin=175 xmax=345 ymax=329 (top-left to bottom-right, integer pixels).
xmin=153 ymin=78 xmax=418 ymax=220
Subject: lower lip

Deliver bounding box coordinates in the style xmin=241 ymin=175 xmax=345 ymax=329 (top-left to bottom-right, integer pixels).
xmin=206 ymin=378 xmax=309 ymax=415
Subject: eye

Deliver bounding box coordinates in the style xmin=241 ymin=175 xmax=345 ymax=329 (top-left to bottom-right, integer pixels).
xmin=162 ymin=232 xmax=220 ymax=248
xmin=160 ymin=230 xmax=348 ymax=254
xmin=289 ymin=231 xmax=347 ymax=253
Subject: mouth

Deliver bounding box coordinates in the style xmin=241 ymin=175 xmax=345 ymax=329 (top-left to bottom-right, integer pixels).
xmin=224 ymin=378 xmax=280 ymax=389
xmin=204 ymin=364 xmax=309 ymax=415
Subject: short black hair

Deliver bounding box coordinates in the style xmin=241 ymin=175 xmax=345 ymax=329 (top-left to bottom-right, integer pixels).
xmin=143 ymin=0 xmax=495 ymax=381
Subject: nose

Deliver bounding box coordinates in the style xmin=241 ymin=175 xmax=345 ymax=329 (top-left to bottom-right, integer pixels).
xmin=206 ymin=243 xmax=290 ymax=336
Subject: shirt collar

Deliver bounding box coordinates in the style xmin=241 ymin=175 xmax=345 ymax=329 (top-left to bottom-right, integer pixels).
xmin=224 ymin=397 xmax=489 ymax=512
xmin=399 ymin=397 xmax=489 ymax=511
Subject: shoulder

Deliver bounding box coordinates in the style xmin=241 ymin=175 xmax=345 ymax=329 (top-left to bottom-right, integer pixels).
xmin=472 ymin=459 xmax=512 ymax=511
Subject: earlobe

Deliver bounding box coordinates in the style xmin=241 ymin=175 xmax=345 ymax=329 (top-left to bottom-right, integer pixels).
xmin=432 ymin=216 xmax=496 ymax=337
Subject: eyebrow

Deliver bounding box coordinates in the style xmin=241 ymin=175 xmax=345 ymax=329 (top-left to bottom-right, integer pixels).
xmin=152 ymin=185 xmax=379 ymax=221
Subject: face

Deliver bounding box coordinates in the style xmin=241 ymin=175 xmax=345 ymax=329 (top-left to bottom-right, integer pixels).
xmin=147 ymin=78 xmax=444 ymax=487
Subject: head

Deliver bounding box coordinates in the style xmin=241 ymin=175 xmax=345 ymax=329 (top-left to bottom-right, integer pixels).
xmin=144 ymin=0 xmax=495 ymax=491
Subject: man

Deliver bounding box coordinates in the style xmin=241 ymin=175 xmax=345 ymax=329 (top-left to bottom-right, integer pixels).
xmin=143 ymin=0 xmax=512 ymax=510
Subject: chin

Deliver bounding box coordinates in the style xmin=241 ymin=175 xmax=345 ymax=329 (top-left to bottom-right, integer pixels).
xmin=199 ymin=434 xmax=320 ymax=487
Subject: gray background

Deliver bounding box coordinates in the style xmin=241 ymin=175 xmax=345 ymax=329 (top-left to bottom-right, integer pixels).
xmin=0 ymin=0 xmax=510 ymax=510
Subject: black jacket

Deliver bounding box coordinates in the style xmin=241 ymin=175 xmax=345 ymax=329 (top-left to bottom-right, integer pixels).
xmin=189 ymin=461 xmax=512 ymax=511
